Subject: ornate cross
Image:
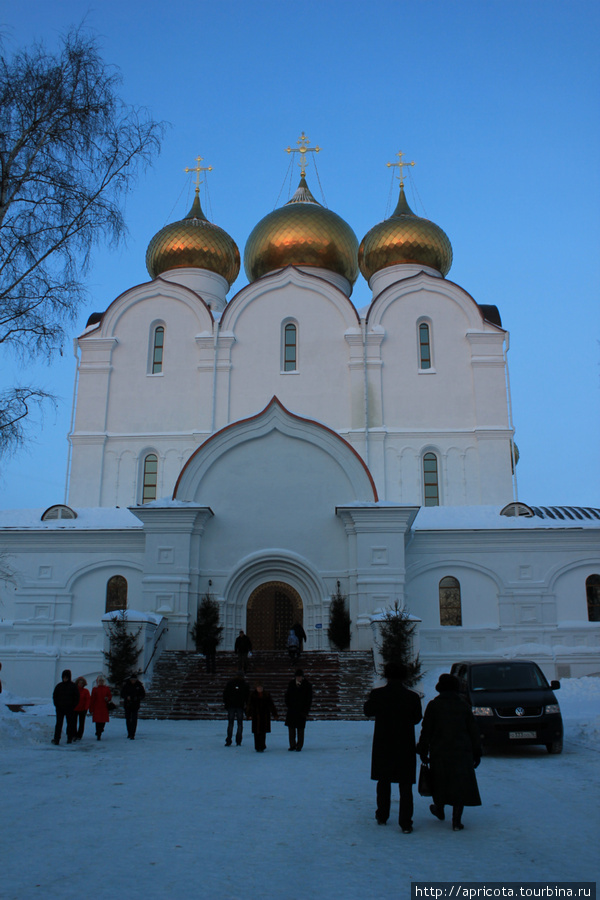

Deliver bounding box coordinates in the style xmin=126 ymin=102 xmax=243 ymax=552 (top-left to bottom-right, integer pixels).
xmin=184 ymin=155 xmax=213 ymax=191
xmin=286 ymin=132 xmax=321 ymax=177
xmin=386 ymin=151 xmax=415 ymax=187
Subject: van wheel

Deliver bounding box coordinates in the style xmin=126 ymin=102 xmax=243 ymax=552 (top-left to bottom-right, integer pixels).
xmin=546 ymin=738 xmax=563 ymax=754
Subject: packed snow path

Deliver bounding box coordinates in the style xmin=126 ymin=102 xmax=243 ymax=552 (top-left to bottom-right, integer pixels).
xmin=1 ymin=716 xmax=598 ymax=899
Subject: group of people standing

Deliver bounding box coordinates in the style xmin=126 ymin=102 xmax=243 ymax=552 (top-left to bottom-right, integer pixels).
xmin=223 ymin=667 xmax=313 ymax=752
xmin=52 ymin=669 xmax=145 ymax=745
xmin=50 ymin=655 xmax=480 ymax=834
xmin=364 ymin=664 xmax=481 ymax=833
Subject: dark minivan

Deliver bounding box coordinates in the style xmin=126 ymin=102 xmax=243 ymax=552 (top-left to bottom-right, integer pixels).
xmin=450 ymin=659 xmax=563 ymax=754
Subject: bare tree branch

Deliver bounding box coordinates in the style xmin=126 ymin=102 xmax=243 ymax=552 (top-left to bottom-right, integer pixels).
xmin=0 ymin=26 xmax=165 ymax=455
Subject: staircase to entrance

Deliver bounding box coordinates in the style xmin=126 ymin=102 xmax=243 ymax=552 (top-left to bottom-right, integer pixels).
xmin=140 ymin=650 xmax=376 ymax=720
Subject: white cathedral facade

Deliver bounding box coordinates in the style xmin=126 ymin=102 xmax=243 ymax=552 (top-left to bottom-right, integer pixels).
xmin=1 ymin=149 xmax=599 ymax=696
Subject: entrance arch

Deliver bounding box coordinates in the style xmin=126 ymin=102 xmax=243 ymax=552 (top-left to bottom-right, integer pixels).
xmin=246 ymin=581 xmax=303 ymax=651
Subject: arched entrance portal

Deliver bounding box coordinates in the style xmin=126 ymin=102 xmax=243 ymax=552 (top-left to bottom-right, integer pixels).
xmin=246 ymin=581 xmax=303 ymax=651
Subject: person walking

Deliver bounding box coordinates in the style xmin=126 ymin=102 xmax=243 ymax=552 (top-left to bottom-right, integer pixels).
xmin=246 ymin=681 xmax=278 ymax=752
xmin=89 ymin=674 xmax=112 ymax=741
xmin=284 ymin=669 xmax=313 ymax=751
xmin=73 ymin=677 xmax=91 ymax=741
xmin=223 ymin=671 xmax=250 ymax=746
xmin=292 ymin=622 xmax=307 ymax=654
xmin=121 ymin=673 xmax=146 ymax=740
xmin=234 ymin=630 xmax=252 ymax=673
xmin=286 ymin=628 xmax=300 ymax=660
xmin=52 ymin=669 xmax=80 ymax=745
xmin=417 ymin=673 xmax=482 ymax=831
xmin=364 ymin=662 xmax=423 ymax=833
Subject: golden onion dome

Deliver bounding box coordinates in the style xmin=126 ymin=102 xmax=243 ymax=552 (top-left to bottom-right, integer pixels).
xmin=146 ymin=192 xmax=240 ymax=286
xmin=359 ymin=185 xmax=453 ymax=280
xmin=244 ymin=177 xmax=359 ymax=285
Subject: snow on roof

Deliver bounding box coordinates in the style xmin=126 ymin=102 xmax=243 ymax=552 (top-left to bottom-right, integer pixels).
xmin=0 ymin=507 xmax=143 ymax=531
xmin=0 ymin=502 xmax=597 ymax=532
xmin=413 ymin=504 xmax=600 ymax=531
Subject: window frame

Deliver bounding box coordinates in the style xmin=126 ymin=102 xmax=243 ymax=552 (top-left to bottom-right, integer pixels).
xmin=586 ymin=574 xmax=600 ymax=622
xmin=417 ymin=318 xmax=435 ymax=373
xmin=422 ymin=451 xmax=440 ymax=507
xmin=281 ymin=319 xmax=299 ymax=374
xmin=439 ymin=576 xmax=462 ymax=626
xmin=141 ymin=453 xmax=158 ymax=504
xmin=106 ymin=575 xmax=128 ymax=613
xmin=148 ymin=322 xmax=165 ymax=375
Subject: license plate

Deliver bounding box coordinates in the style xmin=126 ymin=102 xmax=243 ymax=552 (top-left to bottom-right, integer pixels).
xmin=509 ymin=731 xmax=536 ymax=739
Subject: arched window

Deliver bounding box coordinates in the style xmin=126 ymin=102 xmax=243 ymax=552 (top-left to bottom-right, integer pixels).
xmin=423 ymin=453 xmax=439 ymax=506
xmin=283 ymin=322 xmax=297 ymax=372
xmin=439 ymin=576 xmax=462 ymax=626
xmin=142 ymin=453 xmax=158 ymax=503
xmin=151 ymin=325 xmax=165 ymax=374
xmin=586 ymin=575 xmax=600 ymax=622
xmin=106 ymin=575 xmax=128 ymax=613
xmin=41 ymin=504 xmax=77 ymax=521
xmin=419 ymin=321 xmax=432 ymax=369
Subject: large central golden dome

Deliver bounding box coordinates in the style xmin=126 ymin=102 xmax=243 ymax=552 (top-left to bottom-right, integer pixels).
xmin=359 ymin=185 xmax=452 ymax=281
xmin=146 ymin=192 xmax=240 ymax=286
xmin=244 ymin=177 xmax=359 ymax=285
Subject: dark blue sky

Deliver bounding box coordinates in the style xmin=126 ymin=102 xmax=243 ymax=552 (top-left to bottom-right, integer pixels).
xmin=1 ymin=0 xmax=598 ymax=508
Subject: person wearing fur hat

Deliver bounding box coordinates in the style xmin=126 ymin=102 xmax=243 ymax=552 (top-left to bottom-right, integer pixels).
xmin=73 ymin=677 xmax=91 ymax=742
xmin=52 ymin=669 xmax=80 ymax=745
xmin=417 ymin=673 xmax=482 ymax=831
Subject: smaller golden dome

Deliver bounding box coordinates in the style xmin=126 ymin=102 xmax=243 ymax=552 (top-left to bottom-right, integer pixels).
xmin=146 ymin=193 xmax=240 ymax=286
xmin=359 ymin=186 xmax=452 ymax=281
xmin=244 ymin=177 xmax=359 ymax=285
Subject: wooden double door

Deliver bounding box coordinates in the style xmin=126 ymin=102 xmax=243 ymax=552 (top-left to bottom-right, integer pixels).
xmin=246 ymin=581 xmax=304 ymax=651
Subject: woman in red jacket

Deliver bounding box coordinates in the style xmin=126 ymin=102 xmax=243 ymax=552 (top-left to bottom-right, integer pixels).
xmin=89 ymin=674 xmax=112 ymax=741
xmin=74 ymin=676 xmax=90 ymax=742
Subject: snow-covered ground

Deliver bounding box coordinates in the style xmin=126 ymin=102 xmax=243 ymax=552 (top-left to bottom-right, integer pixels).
xmin=1 ymin=669 xmax=599 ymax=900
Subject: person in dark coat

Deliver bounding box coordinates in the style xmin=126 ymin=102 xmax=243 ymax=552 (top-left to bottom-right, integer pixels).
xmin=246 ymin=681 xmax=278 ymax=752
xmin=52 ymin=669 xmax=80 ymax=745
xmin=292 ymin=621 xmax=307 ymax=654
xmin=284 ymin=669 xmax=313 ymax=751
xmin=89 ymin=674 xmax=112 ymax=740
xmin=234 ymin=630 xmax=252 ymax=673
xmin=417 ymin=673 xmax=482 ymax=831
xmin=121 ymin=673 xmax=146 ymax=740
xmin=223 ymin=671 xmax=250 ymax=746
xmin=364 ymin=662 xmax=423 ymax=833
xmin=73 ymin=676 xmax=90 ymax=741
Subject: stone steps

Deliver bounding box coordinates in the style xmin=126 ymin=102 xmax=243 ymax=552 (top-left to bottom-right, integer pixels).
xmin=139 ymin=650 xmax=375 ymax=720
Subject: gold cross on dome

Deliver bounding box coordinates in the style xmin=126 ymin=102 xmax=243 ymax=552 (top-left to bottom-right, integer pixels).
xmin=387 ymin=151 xmax=415 ymax=187
xmin=184 ymin=155 xmax=213 ymax=192
xmin=286 ymin=132 xmax=321 ymax=177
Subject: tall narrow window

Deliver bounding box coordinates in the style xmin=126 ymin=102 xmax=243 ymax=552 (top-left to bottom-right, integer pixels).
xmin=439 ymin=576 xmax=462 ymax=626
xmin=423 ymin=453 xmax=439 ymax=506
xmin=151 ymin=325 xmax=165 ymax=374
xmin=586 ymin=575 xmax=600 ymax=622
xmin=283 ymin=322 xmax=297 ymax=372
xmin=419 ymin=322 xmax=431 ymax=369
xmin=106 ymin=575 xmax=128 ymax=613
xmin=142 ymin=454 xmax=158 ymax=503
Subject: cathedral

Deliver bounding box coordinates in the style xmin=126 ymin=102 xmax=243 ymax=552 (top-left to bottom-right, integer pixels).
xmin=1 ymin=140 xmax=599 ymax=696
